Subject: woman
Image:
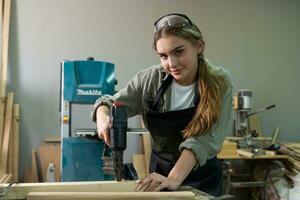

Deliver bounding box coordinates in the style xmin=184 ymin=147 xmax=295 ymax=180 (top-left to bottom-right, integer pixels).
xmin=92 ymin=13 xmax=233 ymax=196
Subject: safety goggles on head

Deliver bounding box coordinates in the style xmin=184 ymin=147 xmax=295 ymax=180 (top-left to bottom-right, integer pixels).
xmin=154 ymin=13 xmax=193 ymax=32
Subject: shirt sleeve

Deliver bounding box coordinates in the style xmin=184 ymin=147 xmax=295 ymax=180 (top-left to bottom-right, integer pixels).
xmin=178 ymin=80 xmax=233 ymax=167
xmin=91 ymin=71 xmax=144 ymax=122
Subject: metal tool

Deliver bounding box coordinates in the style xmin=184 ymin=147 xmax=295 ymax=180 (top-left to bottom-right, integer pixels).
xmin=109 ymin=102 xmax=128 ymax=181
xmin=233 ymin=89 xmax=276 ymax=137
xmin=233 ymin=89 xmax=252 ymax=136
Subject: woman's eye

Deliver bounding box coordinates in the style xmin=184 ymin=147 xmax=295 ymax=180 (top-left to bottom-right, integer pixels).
xmin=160 ymin=54 xmax=167 ymax=60
xmin=175 ymin=49 xmax=183 ymax=56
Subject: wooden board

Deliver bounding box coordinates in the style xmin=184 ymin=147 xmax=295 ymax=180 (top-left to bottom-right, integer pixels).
xmin=12 ymin=104 xmax=19 ymax=181
xmin=0 ymin=97 xmax=5 ymax=157
xmin=44 ymin=137 xmax=60 ymax=143
xmin=0 ymin=173 xmax=11 ymax=183
xmin=38 ymin=143 xmax=61 ymax=182
xmin=30 ymin=149 xmax=39 ymax=183
xmin=0 ymin=181 xmax=137 ymax=199
xmin=217 ymin=154 xmax=288 ymax=160
xmin=132 ymin=154 xmax=146 ymax=179
xmin=0 ymin=92 xmax=13 ymax=176
xmin=0 ymin=0 xmax=11 ymax=97
xmin=7 ymin=118 xmax=13 ymax=175
xmin=142 ymin=133 xmax=151 ymax=175
xmin=0 ymin=181 xmax=211 ymax=200
xmin=26 ymin=191 xmax=195 ymax=200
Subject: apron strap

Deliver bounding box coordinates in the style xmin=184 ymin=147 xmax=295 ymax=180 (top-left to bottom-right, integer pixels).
xmin=152 ymin=74 xmax=173 ymax=110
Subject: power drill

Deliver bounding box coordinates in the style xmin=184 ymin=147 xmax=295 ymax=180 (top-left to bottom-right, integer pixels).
xmin=109 ymin=102 xmax=127 ymax=181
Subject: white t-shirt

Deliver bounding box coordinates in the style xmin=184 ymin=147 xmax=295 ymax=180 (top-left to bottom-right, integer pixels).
xmin=170 ymin=80 xmax=195 ymax=111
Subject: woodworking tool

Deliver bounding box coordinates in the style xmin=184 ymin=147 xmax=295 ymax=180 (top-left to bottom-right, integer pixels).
xmin=109 ymin=102 xmax=128 ymax=181
xmin=234 ymin=89 xmax=275 ymax=137
xmin=60 ymin=57 xmax=117 ymax=181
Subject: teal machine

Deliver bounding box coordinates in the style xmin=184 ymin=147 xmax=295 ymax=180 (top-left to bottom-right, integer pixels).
xmin=60 ymin=57 xmax=116 ymax=181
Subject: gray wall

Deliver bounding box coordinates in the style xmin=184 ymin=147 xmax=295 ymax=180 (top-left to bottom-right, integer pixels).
xmin=8 ymin=0 xmax=300 ymax=179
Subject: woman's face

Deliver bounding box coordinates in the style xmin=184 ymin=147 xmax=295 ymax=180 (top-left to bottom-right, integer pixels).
xmin=156 ymin=36 xmax=203 ymax=85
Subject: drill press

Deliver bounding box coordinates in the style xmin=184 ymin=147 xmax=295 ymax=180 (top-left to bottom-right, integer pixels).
xmin=109 ymin=102 xmax=128 ymax=181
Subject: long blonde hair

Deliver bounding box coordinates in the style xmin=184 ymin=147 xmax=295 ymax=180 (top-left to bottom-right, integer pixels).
xmin=153 ymin=23 xmax=227 ymax=137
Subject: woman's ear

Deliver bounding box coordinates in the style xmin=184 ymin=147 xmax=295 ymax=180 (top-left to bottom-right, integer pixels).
xmin=196 ymin=41 xmax=205 ymax=54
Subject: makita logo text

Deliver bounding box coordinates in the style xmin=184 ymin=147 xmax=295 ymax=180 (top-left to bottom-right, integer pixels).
xmin=77 ymin=89 xmax=102 ymax=96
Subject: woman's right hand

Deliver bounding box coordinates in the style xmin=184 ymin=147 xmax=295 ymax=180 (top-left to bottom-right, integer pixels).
xmin=96 ymin=105 xmax=110 ymax=146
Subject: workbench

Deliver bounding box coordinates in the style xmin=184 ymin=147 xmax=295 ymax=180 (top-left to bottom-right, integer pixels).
xmin=0 ymin=181 xmax=214 ymax=200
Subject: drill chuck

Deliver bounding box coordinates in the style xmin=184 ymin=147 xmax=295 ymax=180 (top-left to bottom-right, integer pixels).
xmin=112 ymin=151 xmax=124 ymax=181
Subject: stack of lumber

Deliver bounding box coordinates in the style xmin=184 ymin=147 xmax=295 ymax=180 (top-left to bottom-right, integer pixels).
xmin=281 ymin=142 xmax=300 ymax=173
xmin=0 ymin=0 xmax=20 ymax=183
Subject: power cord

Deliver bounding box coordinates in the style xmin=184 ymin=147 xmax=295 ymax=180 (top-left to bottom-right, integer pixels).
xmin=0 ymin=182 xmax=17 ymax=197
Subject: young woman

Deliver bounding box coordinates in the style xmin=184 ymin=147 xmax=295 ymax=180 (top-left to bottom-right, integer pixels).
xmin=92 ymin=13 xmax=233 ymax=196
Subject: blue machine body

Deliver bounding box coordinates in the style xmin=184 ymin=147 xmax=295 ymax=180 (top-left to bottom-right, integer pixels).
xmin=62 ymin=137 xmax=113 ymax=181
xmin=63 ymin=60 xmax=115 ymax=103
xmin=60 ymin=59 xmax=115 ymax=181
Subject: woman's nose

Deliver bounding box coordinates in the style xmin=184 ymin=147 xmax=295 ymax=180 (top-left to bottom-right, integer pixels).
xmin=168 ymin=57 xmax=178 ymax=68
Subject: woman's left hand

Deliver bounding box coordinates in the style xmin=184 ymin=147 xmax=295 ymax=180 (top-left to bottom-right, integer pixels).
xmin=135 ymin=172 xmax=181 ymax=191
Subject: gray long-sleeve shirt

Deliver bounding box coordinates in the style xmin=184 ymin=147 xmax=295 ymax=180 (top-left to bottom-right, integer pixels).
xmin=91 ymin=62 xmax=233 ymax=167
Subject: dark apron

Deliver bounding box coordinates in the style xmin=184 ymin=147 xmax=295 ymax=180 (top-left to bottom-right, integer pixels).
xmin=144 ymin=74 xmax=222 ymax=196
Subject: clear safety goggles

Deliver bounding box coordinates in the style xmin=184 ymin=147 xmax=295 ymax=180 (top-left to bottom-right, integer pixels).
xmin=154 ymin=13 xmax=192 ymax=32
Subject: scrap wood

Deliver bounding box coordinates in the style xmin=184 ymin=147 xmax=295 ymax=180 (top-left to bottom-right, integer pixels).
xmin=285 ymin=157 xmax=300 ymax=171
xmin=281 ymin=143 xmax=300 ymax=160
xmin=280 ymin=142 xmax=300 ymax=173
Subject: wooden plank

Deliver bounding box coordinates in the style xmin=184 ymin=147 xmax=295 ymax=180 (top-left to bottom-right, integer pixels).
xmin=0 ymin=0 xmax=3 ymax=75
xmin=0 ymin=97 xmax=5 ymax=159
xmin=30 ymin=149 xmax=39 ymax=183
xmin=0 ymin=92 xmax=13 ymax=176
xmin=218 ymin=141 xmax=238 ymax=157
xmin=271 ymin=126 xmax=279 ymax=144
xmin=0 ymin=0 xmax=11 ymax=97
xmin=7 ymin=118 xmax=13 ymax=176
xmin=237 ymin=149 xmax=254 ymax=158
xmin=44 ymin=137 xmax=60 ymax=143
xmin=0 ymin=173 xmax=7 ymax=183
xmin=0 ymin=181 xmax=137 ymax=200
xmin=218 ymin=153 xmax=288 ymax=160
xmin=1 ymin=173 xmax=11 ymax=183
xmin=38 ymin=143 xmax=61 ymax=182
xmin=225 ymin=136 xmax=272 ymax=141
xmin=12 ymin=104 xmax=19 ymax=181
xmin=132 ymin=154 xmax=146 ymax=179
xmin=0 ymin=181 xmax=211 ymax=200
xmin=142 ymin=133 xmax=151 ymax=176
xmin=26 ymin=191 xmax=195 ymax=200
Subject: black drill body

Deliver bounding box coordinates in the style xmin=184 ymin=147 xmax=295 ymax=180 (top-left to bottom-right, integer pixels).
xmin=109 ymin=102 xmax=127 ymax=181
